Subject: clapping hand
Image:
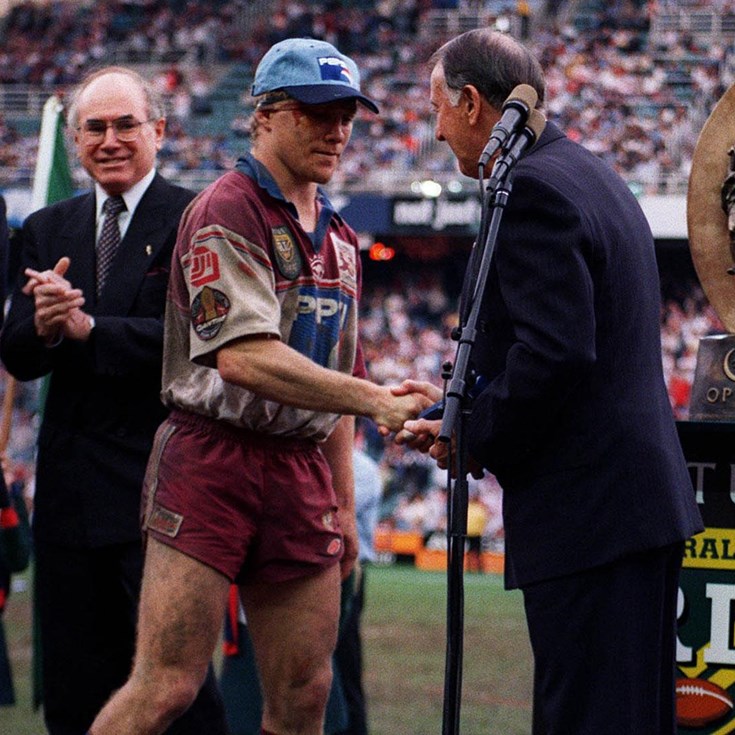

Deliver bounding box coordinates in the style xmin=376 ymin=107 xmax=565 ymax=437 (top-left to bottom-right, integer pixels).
xmin=23 ymin=257 xmax=89 ymax=343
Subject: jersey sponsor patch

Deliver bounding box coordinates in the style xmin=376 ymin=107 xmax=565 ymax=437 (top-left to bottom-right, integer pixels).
xmin=183 ymin=244 xmax=221 ymax=287
xmin=272 ymin=226 xmax=302 ymax=280
xmin=147 ymin=503 xmax=183 ymax=538
xmin=191 ymin=286 xmax=230 ymax=340
xmin=289 ymin=285 xmax=351 ymax=367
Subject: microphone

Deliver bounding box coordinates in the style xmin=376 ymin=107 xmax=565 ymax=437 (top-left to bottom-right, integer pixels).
xmin=477 ymin=84 xmax=538 ymax=170
xmin=488 ymin=108 xmax=547 ymax=188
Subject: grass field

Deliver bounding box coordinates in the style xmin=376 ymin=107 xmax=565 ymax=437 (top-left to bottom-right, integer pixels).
xmin=363 ymin=565 xmax=533 ymax=735
xmin=3 ymin=563 xmax=533 ymax=734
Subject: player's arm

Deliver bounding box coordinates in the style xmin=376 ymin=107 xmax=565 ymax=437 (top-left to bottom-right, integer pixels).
xmin=216 ymin=334 xmax=432 ymax=433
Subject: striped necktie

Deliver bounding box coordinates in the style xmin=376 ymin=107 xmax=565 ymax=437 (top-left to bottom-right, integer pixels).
xmin=96 ymin=195 xmax=126 ymax=296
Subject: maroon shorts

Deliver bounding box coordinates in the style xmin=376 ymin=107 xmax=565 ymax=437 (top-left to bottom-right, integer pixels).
xmin=141 ymin=410 xmax=343 ymax=584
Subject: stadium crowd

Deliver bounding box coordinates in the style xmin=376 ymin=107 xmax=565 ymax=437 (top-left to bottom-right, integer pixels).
xmin=0 ymin=0 xmax=730 ymax=547
xmin=0 ymin=0 xmax=730 ymax=194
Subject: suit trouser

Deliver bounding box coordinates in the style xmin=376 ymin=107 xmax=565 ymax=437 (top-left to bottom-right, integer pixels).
xmin=34 ymin=539 xmax=229 ymax=735
xmin=522 ymin=542 xmax=684 ymax=735
xmin=333 ymin=568 xmax=368 ymax=735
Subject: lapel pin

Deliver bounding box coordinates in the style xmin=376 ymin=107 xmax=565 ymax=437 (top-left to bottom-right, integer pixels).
xmin=145 ymin=244 xmax=153 ymax=256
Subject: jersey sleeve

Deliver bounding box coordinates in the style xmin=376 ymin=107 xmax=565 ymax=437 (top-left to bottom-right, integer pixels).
xmin=177 ymin=183 xmax=282 ymax=366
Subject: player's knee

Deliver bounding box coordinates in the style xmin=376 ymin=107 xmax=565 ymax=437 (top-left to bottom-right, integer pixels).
xmin=166 ymin=673 xmax=205 ymax=715
xmin=143 ymin=669 xmax=205 ymax=725
xmin=300 ymin=667 xmax=333 ymax=715
xmin=267 ymin=665 xmax=333 ymax=728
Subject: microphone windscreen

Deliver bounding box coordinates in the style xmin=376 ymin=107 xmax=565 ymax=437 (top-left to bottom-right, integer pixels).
xmin=506 ymin=84 xmax=538 ymax=110
xmin=526 ymin=108 xmax=547 ymax=140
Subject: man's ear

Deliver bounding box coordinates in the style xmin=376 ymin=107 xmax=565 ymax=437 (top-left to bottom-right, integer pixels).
xmin=461 ymin=85 xmax=484 ymax=126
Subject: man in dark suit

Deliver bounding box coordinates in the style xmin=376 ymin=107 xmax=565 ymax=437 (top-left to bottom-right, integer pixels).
xmin=0 ymin=194 xmax=8 ymax=314
xmin=399 ymin=29 xmax=703 ymax=734
xmin=0 ymin=67 xmax=227 ymax=735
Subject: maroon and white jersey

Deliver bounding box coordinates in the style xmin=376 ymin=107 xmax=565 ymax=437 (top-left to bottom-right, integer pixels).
xmin=161 ymin=156 xmax=365 ymax=440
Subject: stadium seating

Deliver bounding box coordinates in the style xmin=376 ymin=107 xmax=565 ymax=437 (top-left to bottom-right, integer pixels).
xmin=0 ymin=0 xmax=728 ymax=198
xmin=0 ymin=0 xmax=728 ymax=539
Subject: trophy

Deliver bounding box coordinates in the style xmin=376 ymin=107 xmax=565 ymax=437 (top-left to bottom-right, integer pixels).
xmin=687 ymin=83 xmax=735 ymax=420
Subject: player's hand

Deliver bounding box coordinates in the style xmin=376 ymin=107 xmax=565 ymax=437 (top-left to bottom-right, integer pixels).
xmin=390 ymin=381 xmax=443 ymax=445
xmin=0 ymin=451 xmax=12 ymax=490
xmin=373 ymin=389 xmax=433 ymax=435
xmin=391 ymin=379 xmax=443 ymax=403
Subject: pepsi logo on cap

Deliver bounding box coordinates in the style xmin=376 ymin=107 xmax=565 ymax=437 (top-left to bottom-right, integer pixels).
xmin=318 ymin=56 xmax=355 ymax=87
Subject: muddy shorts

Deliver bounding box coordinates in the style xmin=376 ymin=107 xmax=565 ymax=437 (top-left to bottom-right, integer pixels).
xmin=141 ymin=410 xmax=343 ymax=584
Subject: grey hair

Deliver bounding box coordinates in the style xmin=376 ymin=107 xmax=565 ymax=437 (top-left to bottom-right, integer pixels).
xmin=429 ymin=29 xmax=545 ymax=110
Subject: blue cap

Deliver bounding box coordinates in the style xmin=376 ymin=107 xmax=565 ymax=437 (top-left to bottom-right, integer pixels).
xmin=252 ymin=38 xmax=379 ymax=114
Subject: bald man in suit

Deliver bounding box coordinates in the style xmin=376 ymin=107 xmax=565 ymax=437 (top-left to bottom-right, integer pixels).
xmin=0 ymin=67 xmax=227 ymax=735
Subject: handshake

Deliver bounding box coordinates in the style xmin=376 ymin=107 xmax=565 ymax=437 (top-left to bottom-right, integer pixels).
xmin=381 ymin=379 xmax=484 ymax=479
xmin=376 ymin=378 xmax=445 ymax=452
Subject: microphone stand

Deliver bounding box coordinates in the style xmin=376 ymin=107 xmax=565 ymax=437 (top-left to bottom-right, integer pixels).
xmin=440 ymin=163 xmax=516 ymax=735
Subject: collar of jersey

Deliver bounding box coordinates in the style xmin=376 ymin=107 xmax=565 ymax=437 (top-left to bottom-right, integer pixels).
xmin=236 ymin=153 xmax=341 ymax=251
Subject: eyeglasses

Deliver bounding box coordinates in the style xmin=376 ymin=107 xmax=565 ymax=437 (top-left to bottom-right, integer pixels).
xmin=261 ymin=103 xmax=357 ymax=127
xmin=76 ymin=117 xmax=156 ymax=144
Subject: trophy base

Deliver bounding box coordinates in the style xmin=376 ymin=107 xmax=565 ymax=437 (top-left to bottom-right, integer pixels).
xmin=689 ymin=334 xmax=735 ymax=421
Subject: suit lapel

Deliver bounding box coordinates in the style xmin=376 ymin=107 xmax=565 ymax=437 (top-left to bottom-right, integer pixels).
xmin=96 ymin=175 xmax=174 ymax=316
xmin=57 ymin=193 xmax=96 ymax=301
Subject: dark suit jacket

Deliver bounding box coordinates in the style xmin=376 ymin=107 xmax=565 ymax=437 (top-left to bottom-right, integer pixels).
xmin=0 ymin=194 xmax=8 ymax=326
xmin=0 ymin=174 xmax=195 ymax=548
xmin=466 ymin=122 xmax=703 ymax=588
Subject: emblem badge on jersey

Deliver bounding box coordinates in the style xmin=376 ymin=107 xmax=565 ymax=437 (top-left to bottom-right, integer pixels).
xmin=327 ymin=538 xmax=342 ymax=556
xmin=332 ymin=235 xmax=357 ymax=291
xmin=184 ymin=244 xmax=221 ymax=287
xmin=147 ymin=503 xmax=183 ymax=538
xmin=272 ymin=226 xmax=302 ymax=280
xmin=310 ymin=254 xmax=325 ymax=280
xmin=191 ymin=286 xmax=230 ymax=340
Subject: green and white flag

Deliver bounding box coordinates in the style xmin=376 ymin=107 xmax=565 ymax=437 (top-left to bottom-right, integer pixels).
xmin=31 ymin=94 xmax=74 ymax=211
xmin=28 ymin=93 xmax=74 ymax=712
